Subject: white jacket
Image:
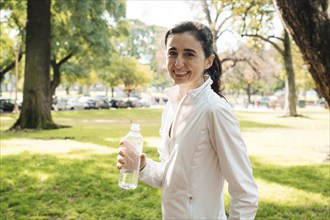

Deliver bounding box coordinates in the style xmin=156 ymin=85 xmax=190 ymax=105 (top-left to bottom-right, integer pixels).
xmin=140 ymin=77 xmax=258 ymax=219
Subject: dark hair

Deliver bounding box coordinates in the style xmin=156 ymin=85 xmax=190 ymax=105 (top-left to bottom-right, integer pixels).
xmin=164 ymin=21 xmax=223 ymax=97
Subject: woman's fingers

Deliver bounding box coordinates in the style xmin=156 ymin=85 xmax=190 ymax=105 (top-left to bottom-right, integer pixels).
xmin=117 ymin=154 xmax=125 ymax=164
xmin=116 ymin=162 xmax=122 ymax=169
xmin=117 ymin=153 xmax=125 ymax=170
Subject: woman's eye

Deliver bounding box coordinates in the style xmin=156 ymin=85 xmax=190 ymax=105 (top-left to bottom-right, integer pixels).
xmin=168 ymin=51 xmax=177 ymax=56
xmin=185 ymin=52 xmax=194 ymax=57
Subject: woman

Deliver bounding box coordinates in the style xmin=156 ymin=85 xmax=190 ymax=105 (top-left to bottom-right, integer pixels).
xmin=117 ymin=21 xmax=258 ymax=219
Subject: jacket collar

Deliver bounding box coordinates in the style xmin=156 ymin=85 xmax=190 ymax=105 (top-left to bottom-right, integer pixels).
xmin=164 ymin=76 xmax=213 ymax=103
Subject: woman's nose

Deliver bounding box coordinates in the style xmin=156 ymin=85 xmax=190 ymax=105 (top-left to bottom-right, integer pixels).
xmin=175 ymin=56 xmax=184 ymax=68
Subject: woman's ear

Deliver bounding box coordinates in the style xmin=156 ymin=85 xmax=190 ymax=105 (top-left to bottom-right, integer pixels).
xmin=205 ymin=54 xmax=215 ymax=69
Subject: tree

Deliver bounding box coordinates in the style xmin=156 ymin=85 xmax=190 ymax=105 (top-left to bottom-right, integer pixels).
xmin=1 ymin=0 xmax=127 ymax=99
xmin=50 ymin=0 xmax=126 ymax=98
xmin=273 ymin=0 xmax=330 ymax=106
xmin=223 ymin=44 xmax=279 ymax=104
xmin=109 ymin=54 xmax=153 ymax=97
xmin=240 ymin=1 xmax=300 ymax=116
xmin=119 ymin=19 xmax=169 ymax=88
xmin=11 ymin=0 xmax=57 ymax=129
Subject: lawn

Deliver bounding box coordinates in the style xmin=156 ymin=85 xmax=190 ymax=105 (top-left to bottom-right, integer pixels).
xmin=1 ymin=108 xmax=329 ymax=219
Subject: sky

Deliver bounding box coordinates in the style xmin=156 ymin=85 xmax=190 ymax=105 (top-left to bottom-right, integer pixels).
xmin=125 ymin=0 xmax=283 ymax=52
xmin=126 ymin=0 xmax=196 ymax=28
xmin=125 ymin=0 xmax=240 ymax=51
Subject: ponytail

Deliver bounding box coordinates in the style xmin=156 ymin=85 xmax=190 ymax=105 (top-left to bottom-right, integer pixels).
xmin=207 ymin=53 xmax=224 ymax=98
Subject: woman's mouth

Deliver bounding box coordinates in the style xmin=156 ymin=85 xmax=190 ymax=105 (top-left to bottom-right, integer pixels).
xmin=173 ymin=70 xmax=190 ymax=77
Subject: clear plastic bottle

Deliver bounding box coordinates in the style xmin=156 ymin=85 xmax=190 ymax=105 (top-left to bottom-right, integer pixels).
xmin=118 ymin=123 xmax=143 ymax=190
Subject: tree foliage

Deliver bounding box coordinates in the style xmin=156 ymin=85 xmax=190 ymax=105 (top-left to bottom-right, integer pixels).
xmin=107 ymin=54 xmax=153 ymax=97
xmin=1 ymin=0 xmax=127 ymax=97
xmin=118 ymin=19 xmax=169 ymax=88
xmin=50 ymin=0 xmax=127 ymax=96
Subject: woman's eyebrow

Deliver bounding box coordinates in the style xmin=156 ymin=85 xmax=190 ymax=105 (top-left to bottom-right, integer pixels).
xmin=184 ymin=48 xmax=196 ymax=54
xmin=167 ymin=47 xmax=197 ymax=54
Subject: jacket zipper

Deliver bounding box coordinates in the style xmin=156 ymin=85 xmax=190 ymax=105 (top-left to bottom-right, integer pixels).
xmin=170 ymin=94 xmax=187 ymax=140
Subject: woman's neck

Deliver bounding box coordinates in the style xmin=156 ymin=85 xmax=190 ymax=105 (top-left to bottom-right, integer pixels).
xmin=178 ymin=77 xmax=204 ymax=98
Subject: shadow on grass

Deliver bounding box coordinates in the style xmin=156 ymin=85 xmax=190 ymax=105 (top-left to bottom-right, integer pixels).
xmin=251 ymin=157 xmax=330 ymax=197
xmin=255 ymin=200 xmax=329 ymax=219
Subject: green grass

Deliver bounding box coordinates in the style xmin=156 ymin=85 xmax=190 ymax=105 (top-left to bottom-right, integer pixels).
xmin=0 ymin=109 xmax=162 ymax=147
xmin=1 ymin=108 xmax=329 ymax=219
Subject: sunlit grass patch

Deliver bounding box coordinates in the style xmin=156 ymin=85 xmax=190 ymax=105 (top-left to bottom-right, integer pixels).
xmin=255 ymin=178 xmax=329 ymax=219
xmin=1 ymin=150 xmax=162 ymax=219
xmin=257 ymin=178 xmax=328 ymax=207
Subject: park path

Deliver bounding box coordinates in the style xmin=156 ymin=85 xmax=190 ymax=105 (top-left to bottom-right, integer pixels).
xmin=1 ymin=138 xmax=160 ymax=156
xmin=1 ymin=138 xmax=117 ymax=156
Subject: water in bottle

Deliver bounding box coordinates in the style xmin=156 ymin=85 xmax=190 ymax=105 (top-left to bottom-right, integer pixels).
xmin=118 ymin=123 xmax=143 ymax=190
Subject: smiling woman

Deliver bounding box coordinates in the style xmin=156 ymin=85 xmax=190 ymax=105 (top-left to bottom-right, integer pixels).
xmin=116 ymin=21 xmax=258 ymax=219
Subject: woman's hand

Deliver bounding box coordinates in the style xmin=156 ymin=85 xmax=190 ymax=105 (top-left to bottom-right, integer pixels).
xmin=116 ymin=139 xmax=147 ymax=171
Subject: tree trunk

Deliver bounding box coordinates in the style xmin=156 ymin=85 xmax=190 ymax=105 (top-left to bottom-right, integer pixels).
xmin=65 ymin=86 xmax=70 ymax=95
xmin=246 ymin=83 xmax=252 ymax=104
xmin=283 ymin=30 xmax=298 ymax=116
xmin=11 ymin=0 xmax=58 ymax=130
xmin=273 ymin=0 xmax=330 ymax=106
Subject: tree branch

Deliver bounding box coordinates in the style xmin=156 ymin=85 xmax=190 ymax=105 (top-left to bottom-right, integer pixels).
xmin=51 ymin=53 xmax=73 ymax=67
xmin=216 ymin=15 xmax=232 ymax=39
xmin=202 ymin=0 xmax=212 ymax=24
xmin=221 ymin=57 xmax=248 ymax=67
xmin=241 ymin=0 xmax=256 ymax=34
xmin=58 ymin=53 xmax=73 ymax=66
xmin=241 ymin=33 xmax=284 ymax=55
xmin=268 ymin=35 xmax=285 ymax=41
xmin=0 ymin=52 xmax=25 ymax=83
xmin=221 ymin=57 xmax=262 ymax=77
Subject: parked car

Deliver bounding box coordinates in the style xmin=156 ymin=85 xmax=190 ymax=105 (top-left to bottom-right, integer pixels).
xmin=268 ymin=95 xmax=285 ymax=109
xmin=95 ymin=95 xmax=109 ymax=102
xmin=78 ymin=96 xmax=97 ymax=109
xmin=139 ymin=98 xmax=151 ymax=108
xmin=109 ymin=98 xmax=119 ymax=108
xmin=57 ymin=97 xmax=88 ymax=111
xmin=0 ymin=98 xmax=15 ymax=112
xmin=116 ymin=98 xmax=129 ymax=108
xmin=255 ymin=96 xmax=270 ymax=108
xmin=94 ymin=96 xmax=110 ymax=109
xmin=117 ymin=97 xmax=144 ymax=108
xmin=127 ymin=97 xmax=143 ymax=108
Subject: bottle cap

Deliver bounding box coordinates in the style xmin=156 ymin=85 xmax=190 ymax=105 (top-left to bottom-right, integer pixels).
xmin=131 ymin=123 xmax=140 ymax=131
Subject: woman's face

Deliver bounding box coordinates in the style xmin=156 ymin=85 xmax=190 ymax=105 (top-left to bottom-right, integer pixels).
xmin=166 ymin=33 xmax=214 ymax=89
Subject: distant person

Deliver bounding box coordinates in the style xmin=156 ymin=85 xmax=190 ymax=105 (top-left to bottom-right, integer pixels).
xmin=117 ymin=21 xmax=258 ymax=219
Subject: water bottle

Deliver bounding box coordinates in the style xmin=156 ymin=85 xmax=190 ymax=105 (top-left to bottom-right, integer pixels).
xmin=118 ymin=123 xmax=143 ymax=190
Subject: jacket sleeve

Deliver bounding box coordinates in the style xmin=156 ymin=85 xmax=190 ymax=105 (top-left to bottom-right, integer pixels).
xmin=207 ymin=101 xmax=258 ymax=219
xmin=138 ymin=158 xmax=163 ymax=188
xmin=139 ymin=103 xmax=170 ymax=188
